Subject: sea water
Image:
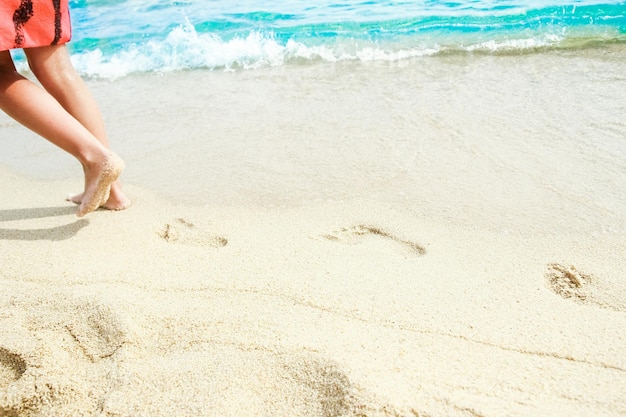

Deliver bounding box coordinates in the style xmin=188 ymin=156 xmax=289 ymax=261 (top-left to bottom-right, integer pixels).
xmin=30 ymin=0 xmax=626 ymax=78
xmin=2 ymin=0 xmax=626 ymax=234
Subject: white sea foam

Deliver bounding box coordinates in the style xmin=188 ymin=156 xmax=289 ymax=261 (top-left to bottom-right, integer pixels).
xmin=71 ymin=25 xmax=301 ymax=78
xmin=68 ymin=25 xmax=566 ymax=78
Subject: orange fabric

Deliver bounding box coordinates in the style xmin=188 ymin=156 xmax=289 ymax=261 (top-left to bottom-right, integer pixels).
xmin=1 ymin=0 xmax=71 ymax=51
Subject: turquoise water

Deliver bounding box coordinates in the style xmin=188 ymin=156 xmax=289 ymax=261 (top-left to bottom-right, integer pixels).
xmin=2 ymin=1 xmax=625 ymax=230
xmin=13 ymin=1 xmax=626 ymax=77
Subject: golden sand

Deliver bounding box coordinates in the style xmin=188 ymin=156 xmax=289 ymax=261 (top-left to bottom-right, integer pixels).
xmin=1 ymin=49 xmax=625 ymax=416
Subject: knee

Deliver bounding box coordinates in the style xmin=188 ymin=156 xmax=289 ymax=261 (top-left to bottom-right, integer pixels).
xmin=0 ymin=53 xmax=24 ymax=89
xmin=25 ymin=46 xmax=79 ymax=86
xmin=0 ymin=51 xmax=18 ymax=76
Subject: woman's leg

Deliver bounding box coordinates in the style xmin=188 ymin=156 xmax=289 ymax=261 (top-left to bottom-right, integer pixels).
xmin=25 ymin=45 xmax=130 ymax=210
xmin=0 ymin=50 xmax=123 ymax=217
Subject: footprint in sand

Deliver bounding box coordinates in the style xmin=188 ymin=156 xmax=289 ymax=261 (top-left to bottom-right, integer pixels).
xmin=545 ymin=263 xmax=592 ymax=302
xmin=282 ymin=354 xmax=354 ymax=417
xmin=158 ymin=218 xmax=228 ymax=248
xmin=281 ymin=353 xmax=420 ymax=417
xmin=0 ymin=347 xmax=27 ymax=389
xmin=545 ymin=263 xmax=625 ymax=312
xmin=0 ymin=298 xmax=129 ymax=416
xmin=321 ymin=225 xmax=426 ymax=256
xmin=0 ymin=346 xmax=30 ymax=417
xmin=65 ymin=302 xmax=127 ymax=362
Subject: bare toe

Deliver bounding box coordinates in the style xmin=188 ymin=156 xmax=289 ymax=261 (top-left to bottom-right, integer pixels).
xmin=66 ymin=193 xmax=82 ymax=205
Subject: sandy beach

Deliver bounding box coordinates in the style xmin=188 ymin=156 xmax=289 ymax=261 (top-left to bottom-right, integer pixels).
xmin=1 ymin=47 xmax=625 ymax=416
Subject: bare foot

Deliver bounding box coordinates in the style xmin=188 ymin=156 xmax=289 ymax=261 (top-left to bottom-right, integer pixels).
xmin=67 ymin=181 xmax=131 ymax=211
xmin=76 ymin=153 xmax=125 ymax=217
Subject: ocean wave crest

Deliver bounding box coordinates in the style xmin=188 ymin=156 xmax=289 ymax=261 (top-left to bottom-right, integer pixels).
xmin=65 ymin=9 xmax=625 ymax=79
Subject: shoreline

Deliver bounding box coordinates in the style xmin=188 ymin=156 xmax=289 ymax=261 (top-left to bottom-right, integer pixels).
xmin=2 ymin=48 xmax=625 ymax=233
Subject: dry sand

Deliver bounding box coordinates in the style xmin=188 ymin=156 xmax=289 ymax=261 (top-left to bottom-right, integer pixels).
xmin=1 ymin=50 xmax=626 ymax=416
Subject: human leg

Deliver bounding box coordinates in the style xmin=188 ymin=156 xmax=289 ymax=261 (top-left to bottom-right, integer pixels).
xmin=0 ymin=50 xmax=123 ymax=216
xmin=25 ymin=45 xmax=130 ymax=210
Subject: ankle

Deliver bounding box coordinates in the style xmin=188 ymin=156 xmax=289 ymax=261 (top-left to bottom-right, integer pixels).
xmin=81 ymin=149 xmax=110 ymax=171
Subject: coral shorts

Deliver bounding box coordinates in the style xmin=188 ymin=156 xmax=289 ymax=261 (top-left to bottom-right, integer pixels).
xmin=0 ymin=0 xmax=71 ymax=51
